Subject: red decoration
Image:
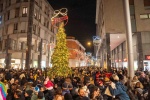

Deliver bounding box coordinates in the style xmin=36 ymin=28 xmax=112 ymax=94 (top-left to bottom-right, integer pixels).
xmin=52 ymin=15 xmax=68 ymax=25
xmin=145 ymin=55 xmax=150 ymax=60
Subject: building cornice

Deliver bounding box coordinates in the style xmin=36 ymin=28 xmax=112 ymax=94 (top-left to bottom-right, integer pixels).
xmin=67 ymin=39 xmax=86 ymax=51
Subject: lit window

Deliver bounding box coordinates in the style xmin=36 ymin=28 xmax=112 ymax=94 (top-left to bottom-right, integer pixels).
xmin=34 ymin=12 xmax=37 ymax=18
xmin=0 ymin=16 xmax=2 ymax=24
xmin=15 ymin=8 xmax=20 ymax=18
xmin=39 ymin=14 xmax=41 ymax=20
xmin=140 ymin=14 xmax=148 ymax=19
xmin=22 ymin=7 xmax=27 ymax=16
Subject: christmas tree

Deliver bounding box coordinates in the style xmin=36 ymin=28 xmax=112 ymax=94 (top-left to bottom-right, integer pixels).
xmin=48 ymin=22 xmax=72 ymax=77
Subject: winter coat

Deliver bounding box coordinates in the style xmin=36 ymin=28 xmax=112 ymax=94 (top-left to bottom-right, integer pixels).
xmin=109 ymin=82 xmax=130 ymax=100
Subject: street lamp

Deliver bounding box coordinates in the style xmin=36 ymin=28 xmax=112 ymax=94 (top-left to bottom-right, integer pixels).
xmin=87 ymin=41 xmax=91 ymax=46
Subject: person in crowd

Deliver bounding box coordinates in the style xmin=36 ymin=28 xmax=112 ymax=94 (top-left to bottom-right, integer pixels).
xmin=37 ymin=91 xmax=45 ymax=100
xmin=62 ymin=77 xmax=73 ymax=95
xmin=64 ymin=93 xmax=73 ymax=100
xmin=24 ymin=89 xmax=33 ymax=100
xmin=138 ymin=71 xmax=149 ymax=90
xmin=53 ymin=87 xmax=64 ymax=100
xmin=134 ymin=81 xmax=144 ymax=99
xmin=44 ymin=76 xmax=54 ymax=100
xmin=89 ymin=86 xmax=103 ymax=100
xmin=14 ymin=90 xmax=25 ymax=100
xmin=75 ymin=88 xmax=90 ymax=100
xmin=109 ymin=74 xmax=130 ymax=100
xmin=130 ymin=76 xmax=140 ymax=91
xmin=82 ymin=80 xmax=90 ymax=97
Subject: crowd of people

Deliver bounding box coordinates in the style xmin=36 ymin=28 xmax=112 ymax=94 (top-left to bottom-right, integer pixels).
xmin=0 ymin=67 xmax=150 ymax=100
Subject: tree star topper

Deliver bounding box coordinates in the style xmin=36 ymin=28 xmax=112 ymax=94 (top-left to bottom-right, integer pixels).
xmin=51 ymin=8 xmax=68 ymax=26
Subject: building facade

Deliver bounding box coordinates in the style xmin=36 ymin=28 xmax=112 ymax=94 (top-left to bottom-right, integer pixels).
xmin=0 ymin=0 xmax=57 ymax=69
xmin=66 ymin=36 xmax=88 ymax=67
xmin=96 ymin=0 xmax=150 ymax=71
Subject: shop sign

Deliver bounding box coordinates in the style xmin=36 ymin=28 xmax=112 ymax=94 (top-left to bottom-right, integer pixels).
xmin=145 ymin=55 xmax=150 ymax=60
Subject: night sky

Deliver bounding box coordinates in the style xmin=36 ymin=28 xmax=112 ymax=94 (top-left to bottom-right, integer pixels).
xmin=48 ymin=0 xmax=96 ymax=54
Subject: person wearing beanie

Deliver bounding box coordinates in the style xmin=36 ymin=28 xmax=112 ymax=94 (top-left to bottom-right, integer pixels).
xmin=25 ymin=90 xmax=33 ymax=100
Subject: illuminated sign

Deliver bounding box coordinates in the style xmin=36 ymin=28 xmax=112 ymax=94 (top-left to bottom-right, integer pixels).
xmin=145 ymin=55 xmax=150 ymax=60
xmin=93 ymin=36 xmax=101 ymax=46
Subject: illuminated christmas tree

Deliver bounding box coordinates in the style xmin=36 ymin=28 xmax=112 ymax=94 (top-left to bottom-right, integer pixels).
xmin=48 ymin=22 xmax=72 ymax=77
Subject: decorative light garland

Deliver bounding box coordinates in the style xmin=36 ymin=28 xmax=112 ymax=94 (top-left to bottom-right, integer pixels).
xmin=51 ymin=8 xmax=68 ymax=26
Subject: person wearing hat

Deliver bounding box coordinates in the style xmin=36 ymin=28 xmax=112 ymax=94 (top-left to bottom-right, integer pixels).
xmin=25 ymin=90 xmax=33 ymax=100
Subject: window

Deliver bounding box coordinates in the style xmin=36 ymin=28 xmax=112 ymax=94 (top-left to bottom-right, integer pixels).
xmin=44 ymin=18 xmax=46 ymax=26
xmin=16 ymin=0 xmax=20 ymax=3
xmin=0 ymin=4 xmax=3 ymax=12
xmin=140 ymin=14 xmax=149 ymax=19
xmin=33 ymin=24 xmax=36 ymax=31
xmin=47 ymin=22 xmax=49 ymax=28
xmin=144 ymin=0 xmax=150 ymax=6
xmin=14 ymin=23 xmax=18 ymax=30
xmin=38 ymin=27 xmax=40 ymax=36
xmin=35 ymin=0 xmax=38 ymax=6
xmin=149 ymin=14 xmax=150 ymax=18
xmin=18 ymin=42 xmax=22 ymax=50
xmin=7 ymin=11 xmax=10 ymax=20
xmin=24 ymin=0 xmax=28 ymax=2
xmin=39 ymin=14 xmax=41 ymax=22
xmin=5 ymin=25 xmax=8 ymax=34
xmin=144 ymin=0 xmax=150 ymax=10
xmin=34 ymin=10 xmax=38 ymax=19
xmin=15 ymin=8 xmax=20 ymax=18
xmin=12 ymin=40 xmax=17 ymax=50
xmin=8 ymin=0 xmax=11 ymax=6
xmin=6 ymin=0 xmax=11 ymax=7
xmin=50 ymin=25 xmax=54 ymax=33
xmin=0 ymin=16 xmax=2 ymax=24
xmin=0 ymin=41 xmax=2 ymax=51
xmin=39 ymin=1 xmax=42 ymax=9
xmin=22 ymin=7 xmax=27 ymax=17
xmin=129 ymin=0 xmax=134 ymax=5
xmin=131 ymin=15 xmax=135 ymax=20
xmin=45 ymin=6 xmax=47 ymax=14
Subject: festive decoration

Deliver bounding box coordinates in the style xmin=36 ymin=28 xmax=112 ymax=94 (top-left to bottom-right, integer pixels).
xmin=48 ymin=22 xmax=72 ymax=77
xmin=0 ymin=82 xmax=7 ymax=100
xmin=51 ymin=8 xmax=68 ymax=26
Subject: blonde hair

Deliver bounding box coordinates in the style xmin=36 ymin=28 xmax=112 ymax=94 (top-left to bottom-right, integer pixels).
xmin=132 ymin=76 xmax=138 ymax=81
xmin=112 ymin=74 xmax=119 ymax=81
xmin=55 ymin=95 xmax=64 ymax=100
xmin=135 ymin=82 xmax=143 ymax=89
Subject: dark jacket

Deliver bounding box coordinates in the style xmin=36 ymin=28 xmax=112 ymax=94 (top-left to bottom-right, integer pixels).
xmin=75 ymin=95 xmax=90 ymax=100
xmin=109 ymin=82 xmax=130 ymax=100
